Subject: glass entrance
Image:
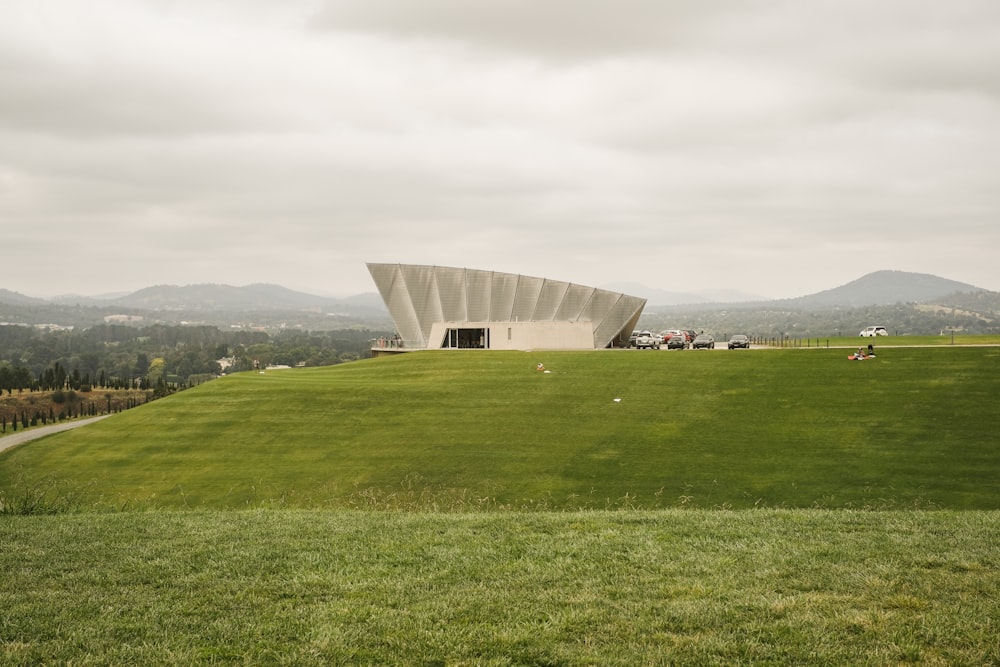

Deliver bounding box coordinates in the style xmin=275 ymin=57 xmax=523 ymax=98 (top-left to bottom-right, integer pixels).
xmin=442 ymin=328 xmax=488 ymax=349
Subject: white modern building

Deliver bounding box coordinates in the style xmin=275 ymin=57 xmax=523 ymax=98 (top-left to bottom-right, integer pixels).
xmin=367 ymin=263 xmax=646 ymax=352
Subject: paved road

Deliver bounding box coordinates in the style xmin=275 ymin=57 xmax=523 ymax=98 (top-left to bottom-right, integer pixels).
xmin=0 ymin=415 xmax=110 ymax=455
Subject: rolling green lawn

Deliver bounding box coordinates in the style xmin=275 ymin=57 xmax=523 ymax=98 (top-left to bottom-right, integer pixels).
xmin=2 ymin=346 xmax=999 ymax=510
xmin=3 ymin=348 xmax=999 ymax=665
xmin=2 ymin=510 xmax=998 ymax=665
xmin=775 ymin=334 xmax=1000 ymax=348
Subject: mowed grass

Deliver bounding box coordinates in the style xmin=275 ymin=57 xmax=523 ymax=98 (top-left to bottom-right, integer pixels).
xmin=781 ymin=334 xmax=1000 ymax=348
xmin=2 ymin=510 xmax=998 ymax=665
xmin=2 ymin=346 xmax=999 ymax=510
xmin=3 ymin=349 xmax=999 ymax=665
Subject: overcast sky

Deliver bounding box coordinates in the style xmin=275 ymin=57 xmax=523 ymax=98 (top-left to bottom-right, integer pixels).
xmin=2 ymin=1 xmax=998 ymax=300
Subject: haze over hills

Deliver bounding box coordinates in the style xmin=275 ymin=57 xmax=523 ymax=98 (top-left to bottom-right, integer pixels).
xmin=773 ymin=270 xmax=983 ymax=309
xmin=623 ymin=270 xmax=985 ymax=308
xmin=42 ymin=283 xmax=386 ymax=314
xmin=1 ymin=270 xmax=992 ymax=311
xmin=113 ymin=283 xmax=342 ymax=311
xmin=601 ymin=283 xmax=771 ymax=306
xmin=1 ymin=271 xmax=996 ymax=335
xmin=0 ymin=288 xmax=47 ymax=307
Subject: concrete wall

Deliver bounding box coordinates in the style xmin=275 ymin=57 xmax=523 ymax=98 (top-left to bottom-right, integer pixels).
xmin=428 ymin=321 xmax=595 ymax=350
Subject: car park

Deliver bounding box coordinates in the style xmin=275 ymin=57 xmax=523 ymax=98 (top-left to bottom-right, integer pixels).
xmin=859 ymin=326 xmax=888 ymax=337
xmin=692 ymin=334 xmax=715 ymax=349
xmin=727 ymin=334 xmax=750 ymax=349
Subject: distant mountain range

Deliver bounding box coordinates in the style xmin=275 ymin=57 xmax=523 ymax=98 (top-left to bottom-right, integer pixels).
xmin=601 ymin=283 xmax=770 ymax=306
xmin=41 ymin=283 xmax=387 ymax=313
xmin=2 ymin=270 xmax=994 ymax=340
xmin=0 ymin=271 xmax=993 ymax=326
xmin=608 ymin=270 xmax=985 ymax=308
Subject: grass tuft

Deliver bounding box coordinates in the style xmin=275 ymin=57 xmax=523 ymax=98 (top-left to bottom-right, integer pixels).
xmin=0 ymin=474 xmax=90 ymax=515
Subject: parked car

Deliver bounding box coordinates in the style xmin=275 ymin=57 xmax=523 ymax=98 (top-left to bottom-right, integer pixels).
xmin=692 ymin=334 xmax=715 ymax=349
xmin=634 ymin=331 xmax=660 ymax=349
xmin=666 ymin=335 xmax=687 ymax=350
xmin=683 ymin=330 xmax=697 ymax=342
xmin=859 ymin=326 xmax=888 ymax=337
xmin=727 ymin=334 xmax=750 ymax=349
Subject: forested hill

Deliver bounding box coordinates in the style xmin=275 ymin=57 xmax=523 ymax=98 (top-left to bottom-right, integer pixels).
xmin=112 ymin=283 xmax=340 ymax=310
xmin=640 ymin=273 xmax=997 ymax=336
xmin=0 ymin=289 xmax=46 ymax=307
xmin=0 ymin=284 xmax=391 ymax=331
xmin=776 ymin=270 xmax=982 ymax=309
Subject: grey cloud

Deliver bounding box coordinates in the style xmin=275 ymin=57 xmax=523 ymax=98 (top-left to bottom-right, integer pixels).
xmin=309 ymin=0 xmax=1000 ymax=77
xmin=1 ymin=0 xmax=998 ymax=299
xmin=308 ymin=0 xmax=725 ymax=60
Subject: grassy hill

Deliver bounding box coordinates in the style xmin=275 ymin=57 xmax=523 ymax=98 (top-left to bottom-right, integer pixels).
xmin=3 ymin=347 xmax=999 ymax=510
xmin=3 ymin=348 xmax=1000 ymax=664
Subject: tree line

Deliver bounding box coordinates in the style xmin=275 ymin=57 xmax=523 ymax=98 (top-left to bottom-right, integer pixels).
xmin=641 ymin=300 xmax=998 ymax=339
xmin=0 ymin=323 xmax=390 ymax=395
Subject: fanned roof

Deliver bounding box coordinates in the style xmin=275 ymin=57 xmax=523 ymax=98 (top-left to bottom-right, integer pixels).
xmin=367 ymin=263 xmax=646 ymax=349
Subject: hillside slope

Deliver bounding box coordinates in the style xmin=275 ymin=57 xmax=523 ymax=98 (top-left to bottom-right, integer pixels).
xmin=3 ymin=349 xmax=998 ymax=510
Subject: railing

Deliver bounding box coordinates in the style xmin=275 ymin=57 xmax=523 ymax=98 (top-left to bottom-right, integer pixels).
xmin=370 ymin=336 xmax=407 ymax=350
xmin=747 ymin=336 xmax=831 ymax=348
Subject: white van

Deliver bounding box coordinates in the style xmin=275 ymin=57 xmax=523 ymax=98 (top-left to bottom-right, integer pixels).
xmin=859 ymin=326 xmax=888 ymax=337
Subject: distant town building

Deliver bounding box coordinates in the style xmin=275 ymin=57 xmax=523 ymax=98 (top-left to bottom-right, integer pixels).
xmin=367 ymin=263 xmax=646 ymax=352
xmin=104 ymin=314 xmax=144 ymax=324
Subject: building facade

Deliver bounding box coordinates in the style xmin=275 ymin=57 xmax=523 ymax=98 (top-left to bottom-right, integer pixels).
xmin=367 ymin=263 xmax=646 ymax=351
